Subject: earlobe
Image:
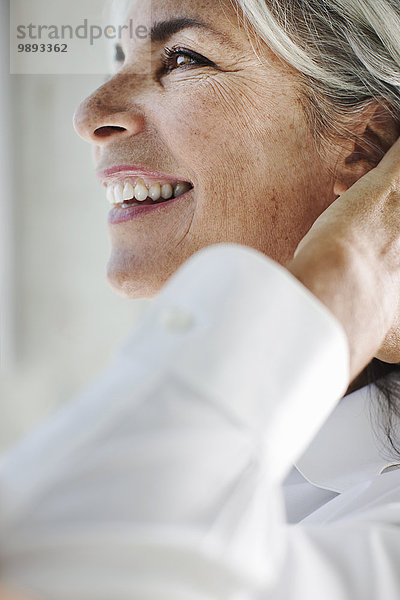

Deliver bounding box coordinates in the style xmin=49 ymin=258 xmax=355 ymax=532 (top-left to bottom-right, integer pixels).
xmin=332 ymin=154 xmax=371 ymax=198
xmin=332 ymin=101 xmax=400 ymax=198
xmin=333 ymin=180 xmax=349 ymax=197
xmin=344 ymin=123 xmax=389 ymax=167
xmin=332 ymin=158 xmax=372 ymax=197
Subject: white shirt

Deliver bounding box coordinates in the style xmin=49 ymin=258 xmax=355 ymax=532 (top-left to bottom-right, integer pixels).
xmin=1 ymin=243 xmax=400 ymax=600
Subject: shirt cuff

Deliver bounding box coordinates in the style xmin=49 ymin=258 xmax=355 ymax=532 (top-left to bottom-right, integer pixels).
xmin=120 ymin=242 xmax=350 ymax=483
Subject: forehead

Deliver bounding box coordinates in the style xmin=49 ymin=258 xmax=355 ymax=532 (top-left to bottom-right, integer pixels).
xmin=107 ymin=0 xmax=289 ymax=75
xmin=110 ymin=0 xmax=244 ymax=43
xmin=111 ymin=0 xmax=231 ymax=20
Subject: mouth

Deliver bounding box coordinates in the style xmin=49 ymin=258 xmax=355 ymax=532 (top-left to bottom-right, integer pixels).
xmin=99 ymin=170 xmax=194 ymax=223
xmin=106 ymin=178 xmax=193 ymax=208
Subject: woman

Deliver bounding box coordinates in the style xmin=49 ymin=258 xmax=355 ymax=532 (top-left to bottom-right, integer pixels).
xmin=1 ymin=0 xmax=400 ymax=597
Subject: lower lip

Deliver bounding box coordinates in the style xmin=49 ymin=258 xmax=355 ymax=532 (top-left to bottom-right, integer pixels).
xmin=108 ymin=189 xmax=193 ymax=224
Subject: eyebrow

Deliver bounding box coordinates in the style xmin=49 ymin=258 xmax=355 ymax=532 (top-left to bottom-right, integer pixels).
xmin=150 ymin=17 xmax=238 ymax=50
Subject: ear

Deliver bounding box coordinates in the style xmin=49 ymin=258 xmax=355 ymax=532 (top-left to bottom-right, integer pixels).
xmin=333 ymin=101 xmax=400 ymax=197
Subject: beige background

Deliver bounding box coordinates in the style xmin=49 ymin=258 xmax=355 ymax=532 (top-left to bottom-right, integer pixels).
xmin=10 ymin=0 xmax=114 ymax=75
xmin=0 ymin=71 xmax=147 ymax=453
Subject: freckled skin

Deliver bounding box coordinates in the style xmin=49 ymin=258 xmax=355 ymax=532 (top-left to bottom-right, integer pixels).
xmin=74 ymin=0 xmax=337 ymax=298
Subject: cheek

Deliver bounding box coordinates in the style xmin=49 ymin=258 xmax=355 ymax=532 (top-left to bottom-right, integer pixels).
xmin=150 ymin=79 xmax=331 ymax=260
xmin=154 ymin=98 xmax=218 ymax=171
xmin=153 ymin=76 xmax=269 ymax=170
xmin=154 ymin=75 xmax=307 ymax=180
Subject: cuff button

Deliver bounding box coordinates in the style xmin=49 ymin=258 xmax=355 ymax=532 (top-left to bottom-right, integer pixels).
xmin=160 ymin=306 xmax=195 ymax=332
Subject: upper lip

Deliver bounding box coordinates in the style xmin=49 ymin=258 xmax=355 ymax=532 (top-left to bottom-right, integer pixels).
xmin=96 ymin=165 xmax=193 ymax=186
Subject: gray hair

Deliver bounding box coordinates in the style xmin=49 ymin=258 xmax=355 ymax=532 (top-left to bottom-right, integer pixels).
xmin=230 ymin=0 xmax=400 ymax=457
xmin=231 ymin=0 xmax=400 ymax=158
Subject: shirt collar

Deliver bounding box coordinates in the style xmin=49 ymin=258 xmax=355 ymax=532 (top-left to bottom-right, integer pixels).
xmin=295 ymin=379 xmax=400 ymax=493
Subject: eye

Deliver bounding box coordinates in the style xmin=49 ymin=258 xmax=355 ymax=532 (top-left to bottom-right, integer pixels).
xmin=160 ymin=45 xmax=214 ymax=74
xmin=114 ymin=43 xmax=125 ymax=65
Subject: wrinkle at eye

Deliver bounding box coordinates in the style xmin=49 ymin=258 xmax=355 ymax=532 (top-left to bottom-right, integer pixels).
xmin=204 ymin=73 xmax=286 ymax=133
xmin=203 ymin=76 xmax=258 ymax=124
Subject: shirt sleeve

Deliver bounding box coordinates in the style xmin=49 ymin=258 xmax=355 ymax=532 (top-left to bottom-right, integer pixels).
xmin=0 ymin=242 xmax=368 ymax=600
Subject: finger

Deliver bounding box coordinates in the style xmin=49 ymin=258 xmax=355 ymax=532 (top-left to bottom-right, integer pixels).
xmin=374 ymin=134 xmax=400 ymax=180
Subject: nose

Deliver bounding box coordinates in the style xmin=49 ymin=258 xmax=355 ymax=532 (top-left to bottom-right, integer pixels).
xmin=73 ymin=75 xmax=145 ymax=145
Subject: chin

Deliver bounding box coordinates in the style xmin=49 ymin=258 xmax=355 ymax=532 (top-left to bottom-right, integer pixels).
xmin=106 ymin=257 xmax=163 ymax=299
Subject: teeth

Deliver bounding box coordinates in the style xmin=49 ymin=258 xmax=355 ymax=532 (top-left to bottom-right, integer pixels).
xmin=161 ymin=183 xmax=173 ymax=200
xmin=106 ymin=178 xmax=192 ymax=206
xmin=122 ymin=182 xmax=135 ymax=201
xmin=149 ymin=183 xmax=161 ymax=202
xmin=114 ymin=183 xmax=124 ymax=204
xmin=174 ymin=182 xmax=191 ymax=198
xmin=107 ymin=186 xmax=115 ymax=204
xmin=134 ymin=178 xmax=149 ymax=202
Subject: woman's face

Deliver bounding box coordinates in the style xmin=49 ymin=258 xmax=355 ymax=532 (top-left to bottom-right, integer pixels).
xmin=74 ymin=0 xmax=337 ymax=298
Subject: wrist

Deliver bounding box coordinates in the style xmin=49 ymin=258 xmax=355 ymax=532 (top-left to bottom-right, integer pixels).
xmin=287 ymin=237 xmax=386 ymax=379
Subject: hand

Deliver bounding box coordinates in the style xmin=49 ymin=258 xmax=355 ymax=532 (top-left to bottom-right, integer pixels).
xmin=287 ymin=135 xmax=400 ymax=380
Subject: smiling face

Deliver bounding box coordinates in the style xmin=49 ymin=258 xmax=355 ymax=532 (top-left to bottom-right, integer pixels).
xmin=73 ymin=0 xmax=337 ymax=298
